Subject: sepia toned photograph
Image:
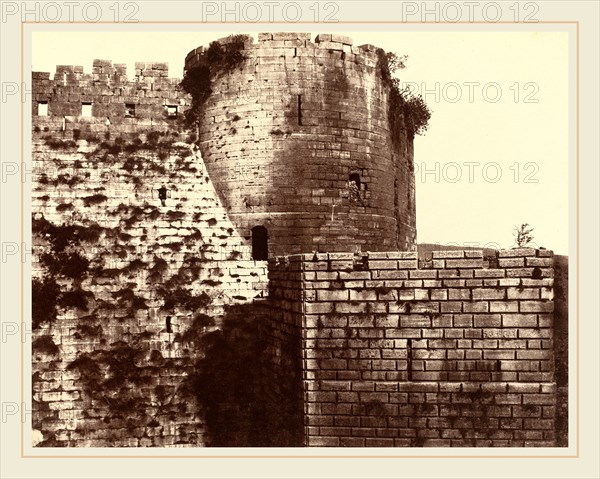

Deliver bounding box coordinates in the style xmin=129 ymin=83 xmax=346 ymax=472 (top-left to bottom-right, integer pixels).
xmin=29 ymin=29 xmax=569 ymax=450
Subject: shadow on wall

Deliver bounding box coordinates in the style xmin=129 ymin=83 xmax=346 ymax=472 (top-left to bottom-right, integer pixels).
xmin=553 ymin=255 xmax=568 ymax=447
xmin=182 ymin=301 xmax=303 ymax=447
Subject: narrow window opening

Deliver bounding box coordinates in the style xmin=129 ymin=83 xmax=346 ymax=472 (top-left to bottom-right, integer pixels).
xmin=166 ymin=315 xmax=172 ymax=333
xmin=62 ymin=72 xmax=67 ymax=86
xmin=157 ymin=185 xmax=169 ymax=207
xmin=348 ymin=173 xmax=364 ymax=205
xmin=407 ymin=339 xmax=412 ymax=381
xmin=349 ymin=173 xmax=361 ymax=189
xmin=251 ymin=226 xmax=268 ymax=261
xmin=297 ymin=94 xmax=302 ymax=126
xmin=37 ymin=101 xmax=48 ymax=116
xmin=81 ymin=102 xmax=92 ymax=118
xmin=125 ymin=103 xmax=136 ymax=118
xmin=166 ymin=105 xmax=178 ymax=118
xmin=294 ymin=48 xmax=297 ymax=57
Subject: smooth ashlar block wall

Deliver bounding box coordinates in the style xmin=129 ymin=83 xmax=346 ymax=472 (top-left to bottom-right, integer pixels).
xmin=266 ymin=248 xmax=556 ymax=447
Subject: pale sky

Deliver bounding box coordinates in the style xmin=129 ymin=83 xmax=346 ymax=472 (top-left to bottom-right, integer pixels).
xmin=32 ymin=30 xmax=569 ymax=254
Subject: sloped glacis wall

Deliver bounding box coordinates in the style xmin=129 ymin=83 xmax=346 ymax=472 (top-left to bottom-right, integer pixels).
xmin=31 ymin=125 xmax=268 ymax=446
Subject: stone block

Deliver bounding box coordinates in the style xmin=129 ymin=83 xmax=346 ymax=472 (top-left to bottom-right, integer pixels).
xmin=463 ymin=301 xmax=490 ymax=313
xmin=440 ymin=302 xmax=462 ymax=313
xmin=520 ymin=301 xmax=554 ymax=313
xmin=475 ymin=269 xmax=505 ymax=278
xmin=305 ymin=302 xmax=334 ymax=314
xmin=489 ymin=301 xmax=519 ymax=313
xmin=446 ymin=259 xmax=484 ymax=269
xmin=272 ymin=32 xmax=311 ymax=41
xmin=398 ymin=259 xmax=418 ymax=269
xmin=314 ymin=33 xmax=332 ymax=43
xmin=507 ymin=287 xmax=539 ymax=299
xmin=472 ymin=288 xmax=506 ymax=300
xmin=316 ymin=289 xmax=349 ymax=303
xmin=432 ymin=250 xmax=464 ymax=259
xmin=525 ymin=257 xmax=554 ymax=267
xmin=502 ymin=314 xmax=538 ymax=327
xmin=498 ymin=248 xmax=537 ymax=257
xmin=499 ymin=258 xmax=524 ymax=268
xmin=368 ymin=260 xmax=398 ymax=270
xmin=448 ymin=289 xmax=471 ymax=300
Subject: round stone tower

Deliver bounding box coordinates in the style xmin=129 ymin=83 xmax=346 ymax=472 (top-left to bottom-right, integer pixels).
xmin=184 ymin=33 xmax=416 ymax=257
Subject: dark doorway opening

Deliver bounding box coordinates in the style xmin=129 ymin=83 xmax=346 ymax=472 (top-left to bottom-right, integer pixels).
xmin=251 ymin=226 xmax=268 ymax=261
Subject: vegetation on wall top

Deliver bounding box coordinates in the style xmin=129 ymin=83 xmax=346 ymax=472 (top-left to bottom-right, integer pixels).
xmin=376 ymin=49 xmax=432 ymax=141
xmin=180 ymin=35 xmax=249 ymax=127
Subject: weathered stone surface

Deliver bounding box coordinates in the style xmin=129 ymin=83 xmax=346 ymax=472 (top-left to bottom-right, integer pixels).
xmin=267 ymin=250 xmax=556 ymax=447
xmin=32 ymin=34 xmax=559 ymax=449
xmin=183 ymin=33 xmax=416 ymax=255
xmin=31 ymin=116 xmax=267 ymax=447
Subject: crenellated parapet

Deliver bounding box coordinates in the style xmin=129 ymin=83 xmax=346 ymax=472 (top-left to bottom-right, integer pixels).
xmin=32 ymin=60 xmax=190 ymax=132
xmin=184 ymin=32 xmax=381 ymax=73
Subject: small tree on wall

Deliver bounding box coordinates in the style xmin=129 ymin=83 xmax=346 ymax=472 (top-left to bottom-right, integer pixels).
xmin=513 ymin=223 xmax=534 ymax=248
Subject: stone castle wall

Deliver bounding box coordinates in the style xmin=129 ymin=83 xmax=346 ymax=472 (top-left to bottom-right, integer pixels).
xmin=30 ymin=51 xmax=284 ymax=446
xmin=30 ymin=34 xmax=560 ymax=448
xmin=185 ymin=33 xmax=416 ymax=256
xmin=31 ymin=123 xmax=268 ymax=446
xmin=267 ymin=249 xmax=556 ymax=446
